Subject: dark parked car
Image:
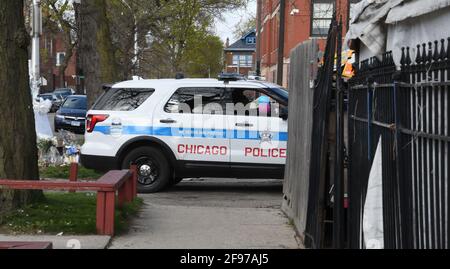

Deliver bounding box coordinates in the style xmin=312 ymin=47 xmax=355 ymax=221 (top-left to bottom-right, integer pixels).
xmin=36 ymin=93 xmax=63 ymax=113
xmin=54 ymin=95 xmax=87 ymax=134
xmin=53 ymin=88 xmax=75 ymax=100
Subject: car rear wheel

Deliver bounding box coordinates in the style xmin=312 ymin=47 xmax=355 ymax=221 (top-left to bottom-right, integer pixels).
xmin=121 ymin=146 xmax=171 ymax=193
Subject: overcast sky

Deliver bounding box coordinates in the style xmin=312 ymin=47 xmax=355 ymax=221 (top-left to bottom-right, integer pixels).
xmin=214 ymin=0 xmax=256 ymax=43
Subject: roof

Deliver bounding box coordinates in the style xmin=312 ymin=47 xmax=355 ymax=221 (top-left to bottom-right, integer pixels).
xmin=112 ymin=78 xmax=281 ymax=90
xmin=224 ymin=30 xmax=256 ymax=52
xmin=67 ymin=95 xmax=87 ymax=98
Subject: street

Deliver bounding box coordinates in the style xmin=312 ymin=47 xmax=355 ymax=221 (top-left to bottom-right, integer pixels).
xmin=109 ymin=178 xmax=301 ymax=249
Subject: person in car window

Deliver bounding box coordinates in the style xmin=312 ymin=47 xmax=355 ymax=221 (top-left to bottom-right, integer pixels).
xmin=256 ymin=95 xmax=271 ymax=116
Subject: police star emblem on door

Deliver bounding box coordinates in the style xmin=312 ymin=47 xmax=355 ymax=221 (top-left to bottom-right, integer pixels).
xmin=259 ymin=131 xmax=272 ymax=142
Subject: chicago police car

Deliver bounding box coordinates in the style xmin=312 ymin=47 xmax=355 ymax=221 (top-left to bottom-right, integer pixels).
xmin=80 ymin=75 xmax=289 ymax=193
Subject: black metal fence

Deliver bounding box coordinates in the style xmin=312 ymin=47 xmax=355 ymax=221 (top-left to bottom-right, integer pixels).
xmin=304 ymin=19 xmax=340 ymax=249
xmin=348 ymin=39 xmax=450 ymax=249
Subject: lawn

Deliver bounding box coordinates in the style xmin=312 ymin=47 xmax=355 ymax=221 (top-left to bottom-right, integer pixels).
xmin=0 ymin=192 xmax=143 ymax=235
xmin=40 ymin=165 xmax=102 ymax=180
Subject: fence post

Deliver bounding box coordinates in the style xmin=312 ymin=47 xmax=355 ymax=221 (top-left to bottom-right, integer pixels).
xmin=333 ymin=19 xmax=345 ymax=249
xmin=367 ymin=76 xmax=374 ymax=161
xmin=69 ymin=162 xmax=78 ymax=193
xmin=130 ymin=164 xmax=138 ymax=199
xmin=393 ymin=71 xmax=405 ymax=248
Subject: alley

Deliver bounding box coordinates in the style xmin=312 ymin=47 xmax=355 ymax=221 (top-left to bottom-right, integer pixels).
xmin=109 ymin=178 xmax=301 ymax=249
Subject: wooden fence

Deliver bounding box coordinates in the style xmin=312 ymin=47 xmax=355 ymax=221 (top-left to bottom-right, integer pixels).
xmin=282 ymin=40 xmax=318 ymax=243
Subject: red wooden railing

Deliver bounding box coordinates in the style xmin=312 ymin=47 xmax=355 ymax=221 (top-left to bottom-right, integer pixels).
xmin=0 ymin=165 xmax=138 ymax=236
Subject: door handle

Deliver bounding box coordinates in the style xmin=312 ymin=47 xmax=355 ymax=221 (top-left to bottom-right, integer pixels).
xmin=236 ymin=122 xmax=253 ymax=127
xmin=160 ymin=119 xmax=177 ymax=124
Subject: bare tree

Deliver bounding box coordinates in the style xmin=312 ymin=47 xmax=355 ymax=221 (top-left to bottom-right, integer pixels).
xmin=43 ymin=0 xmax=78 ymax=88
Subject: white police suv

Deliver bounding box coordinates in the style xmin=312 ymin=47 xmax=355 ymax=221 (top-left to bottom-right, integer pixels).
xmin=80 ymin=75 xmax=289 ymax=193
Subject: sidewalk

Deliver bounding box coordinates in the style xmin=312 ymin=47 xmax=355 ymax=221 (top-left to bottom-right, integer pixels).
xmin=0 ymin=235 xmax=111 ymax=249
xmin=109 ymin=179 xmax=301 ymax=249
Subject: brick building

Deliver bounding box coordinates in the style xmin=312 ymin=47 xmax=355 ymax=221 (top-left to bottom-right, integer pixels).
xmin=39 ymin=31 xmax=77 ymax=93
xmin=257 ymin=0 xmax=360 ymax=87
xmin=224 ymin=30 xmax=257 ymax=76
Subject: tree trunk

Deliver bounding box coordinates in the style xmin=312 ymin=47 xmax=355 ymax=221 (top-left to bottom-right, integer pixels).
xmin=79 ymin=0 xmax=119 ymax=107
xmin=0 ymin=1 xmax=42 ymax=214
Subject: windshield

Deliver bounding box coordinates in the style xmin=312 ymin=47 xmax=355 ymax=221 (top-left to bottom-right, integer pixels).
xmin=270 ymin=87 xmax=288 ymax=101
xmin=39 ymin=95 xmax=55 ymax=101
xmin=62 ymin=97 xmax=87 ymax=110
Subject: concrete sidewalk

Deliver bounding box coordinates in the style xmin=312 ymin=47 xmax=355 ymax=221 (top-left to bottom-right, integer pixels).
xmin=0 ymin=235 xmax=111 ymax=249
xmin=109 ymin=179 xmax=301 ymax=249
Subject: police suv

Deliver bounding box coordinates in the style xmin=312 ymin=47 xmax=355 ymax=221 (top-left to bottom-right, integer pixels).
xmin=80 ymin=75 xmax=289 ymax=193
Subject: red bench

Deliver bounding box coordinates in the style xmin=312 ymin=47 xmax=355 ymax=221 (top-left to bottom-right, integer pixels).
xmin=0 ymin=166 xmax=138 ymax=236
xmin=0 ymin=242 xmax=53 ymax=249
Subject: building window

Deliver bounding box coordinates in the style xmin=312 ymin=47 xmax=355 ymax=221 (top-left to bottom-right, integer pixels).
xmin=232 ymin=54 xmax=253 ymax=67
xmin=244 ymin=55 xmax=253 ymax=66
xmin=56 ymin=52 xmax=66 ymax=67
xmin=311 ymin=0 xmax=335 ymax=37
xmin=246 ymin=37 xmax=256 ymax=44
xmin=232 ymin=55 xmax=239 ymax=65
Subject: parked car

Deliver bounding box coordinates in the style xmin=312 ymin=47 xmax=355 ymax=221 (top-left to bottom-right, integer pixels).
xmin=80 ymin=74 xmax=288 ymax=193
xmin=53 ymin=88 xmax=75 ymax=100
xmin=54 ymin=95 xmax=87 ymax=134
xmin=36 ymin=93 xmax=63 ymax=113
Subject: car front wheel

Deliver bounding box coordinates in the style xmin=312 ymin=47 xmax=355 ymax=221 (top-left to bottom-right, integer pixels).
xmin=121 ymin=146 xmax=171 ymax=193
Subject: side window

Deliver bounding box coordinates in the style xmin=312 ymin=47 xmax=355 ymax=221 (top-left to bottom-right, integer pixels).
xmin=165 ymin=88 xmax=225 ymax=114
xmin=196 ymin=88 xmax=224 ymax=114
xmin=93 ymin=88 xmax=154 ymax=111
xmin=224 ymin=88 xmax=286 ymax=118
xmin=165 ymin=88 xmax=196 ymax=113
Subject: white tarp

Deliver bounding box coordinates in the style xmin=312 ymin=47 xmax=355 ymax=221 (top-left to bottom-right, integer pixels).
xmin=34 ymin=99 xmax=53 ymax=139
xmin=386 ymin=6 xmax=450 ymax=65
xmin=346 ymin=0 xmax=450 ymax=63
xmin=346 ymin=0 xmax=404 ymax=56
xmin=386 ymin=0 xmax=450 ymax=23
xmin=363 ymin=137 xmax=384 ymax=249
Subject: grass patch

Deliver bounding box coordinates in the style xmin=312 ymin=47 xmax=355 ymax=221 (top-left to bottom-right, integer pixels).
xmin=40 ymin=165 xmax=102 ymax=180
xmin=0 ymin=192 xmax=143 ymax=235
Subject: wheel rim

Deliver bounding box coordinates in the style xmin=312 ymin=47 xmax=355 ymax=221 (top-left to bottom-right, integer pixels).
xmin=135 ymin=156 xmax=160 ymax=186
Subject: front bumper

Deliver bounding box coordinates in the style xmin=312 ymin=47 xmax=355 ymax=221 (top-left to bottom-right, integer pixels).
xmin=80 ymin=154 xmax=119 ymax=172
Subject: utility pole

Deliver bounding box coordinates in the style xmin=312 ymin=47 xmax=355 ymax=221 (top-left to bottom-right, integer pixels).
xmin=73 ymin=0 xmax=82 ymax=94
xmin=31 ymin=0 xmax=42 ymax=98
xmin=256 ymin=0 xmax=262 ymax=77
xmin=121 ymin=0 xmax=139 ymax=75
xmin=277 ymin=0 xmax=286 ymax=86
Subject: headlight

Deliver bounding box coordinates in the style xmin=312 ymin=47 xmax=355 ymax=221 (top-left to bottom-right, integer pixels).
xmin=56 ymin=115 xmax=65 ymax=120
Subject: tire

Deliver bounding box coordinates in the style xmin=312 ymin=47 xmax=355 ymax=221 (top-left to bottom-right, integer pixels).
xmin=121 ymin=146 xmax=172 ymax=193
